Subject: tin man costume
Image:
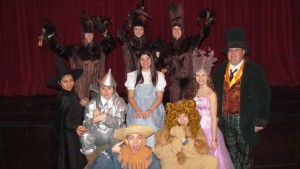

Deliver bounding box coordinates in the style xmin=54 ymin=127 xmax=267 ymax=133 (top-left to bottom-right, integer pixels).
xmin=80 ymin=69 xmax=127 ymax=155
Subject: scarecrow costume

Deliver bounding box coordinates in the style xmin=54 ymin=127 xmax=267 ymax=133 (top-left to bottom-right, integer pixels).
xmin=90 ymin=124 xmax=160 ymax=169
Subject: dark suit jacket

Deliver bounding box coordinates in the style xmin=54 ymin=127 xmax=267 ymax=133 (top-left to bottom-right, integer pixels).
xmin=213 ymin=60 xmax=271 ymax=146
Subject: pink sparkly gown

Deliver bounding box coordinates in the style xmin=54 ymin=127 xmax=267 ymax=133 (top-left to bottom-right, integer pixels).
xmin=194 ymin=97 xmax=234 ymax=169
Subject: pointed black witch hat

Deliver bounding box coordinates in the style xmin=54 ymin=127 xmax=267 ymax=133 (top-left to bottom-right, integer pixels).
xmin=47 ymin=55 xmax=83 ymax=88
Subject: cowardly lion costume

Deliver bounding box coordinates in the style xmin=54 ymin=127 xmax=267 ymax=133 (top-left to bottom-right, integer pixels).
xmin=154 ymin=100 xmax=218 ymax=169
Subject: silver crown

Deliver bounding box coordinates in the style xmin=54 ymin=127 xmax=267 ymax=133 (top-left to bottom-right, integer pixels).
xmin=192 ymin=47 xmax=217 ymax=74
xmin=99 ymin=69 xmax=117 ymax=87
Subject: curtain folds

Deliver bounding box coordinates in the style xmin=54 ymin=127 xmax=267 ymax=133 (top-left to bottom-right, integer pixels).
xmin=0 ymin=0 xmax=299 ymax=96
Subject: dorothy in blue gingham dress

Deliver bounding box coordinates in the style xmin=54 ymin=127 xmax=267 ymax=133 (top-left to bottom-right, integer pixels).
xmin=125 ymin=69 xmax=166 ymax=148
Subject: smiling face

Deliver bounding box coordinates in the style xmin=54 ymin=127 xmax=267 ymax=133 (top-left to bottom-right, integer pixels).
xmin=84 ymin=33 xmax=94 ymax=44
xmin=125 ymin=134 xmax=145 ymax=153
xmin=140 ymin=54 xmax=152 ymax=71
xmin=133 ymin=26 xmax=144 ymax=38
xmin=59 ymin=74 xmax=74 ymax=91
xmin=227 ymin=48 xmax=245 ymax=66
xmin=195 ymin=69 xmax=210 ymax=86
xmin=177 ymin=114 xmax=189 ymax=126
xmin=100 ymin=84 xmax=114 ymax=100
xmin=172 ymin=25 xmax=182 ymax=40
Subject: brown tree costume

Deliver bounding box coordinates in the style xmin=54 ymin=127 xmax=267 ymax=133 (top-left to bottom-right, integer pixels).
xmin=117 ymin=8 xmax=152 ymax=77
xmin=154 ymin=100 xmax=218 ymax=169
xmin=163 ymin=4 xmax=215 ymax=102
xmin=40 ymin=11 xmax=116 ymax=99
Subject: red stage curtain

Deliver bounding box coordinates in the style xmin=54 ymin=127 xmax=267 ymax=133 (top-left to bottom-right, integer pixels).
xmin=0 ymin=0 xmax=299 ymax=96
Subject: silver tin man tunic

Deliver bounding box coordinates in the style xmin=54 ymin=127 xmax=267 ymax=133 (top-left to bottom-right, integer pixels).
xmin=80 ymin=92 xmax=127 ymax=154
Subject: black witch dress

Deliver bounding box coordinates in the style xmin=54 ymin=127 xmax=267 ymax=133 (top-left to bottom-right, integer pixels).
xmin=51 ymin=89 xmax=87 ymax=169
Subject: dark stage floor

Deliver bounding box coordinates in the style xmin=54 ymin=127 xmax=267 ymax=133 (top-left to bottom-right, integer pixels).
xmin=0 ymin=86 xmax=299 ymax=169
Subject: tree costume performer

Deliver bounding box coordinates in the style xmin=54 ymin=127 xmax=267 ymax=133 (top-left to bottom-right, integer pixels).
xmin=39 ymin=11 xmax=116 ymax=101
xmin=117 ymin=4 xmax=152 ymax=77
xmin=163 ymin=4 xmax=215 ymax=102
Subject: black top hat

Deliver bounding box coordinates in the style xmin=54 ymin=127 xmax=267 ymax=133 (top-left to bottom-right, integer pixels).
xmin=223 ymin=27 xmax=250 ymax=54
xmin=47 ymin=55 xmax=83 ymax=88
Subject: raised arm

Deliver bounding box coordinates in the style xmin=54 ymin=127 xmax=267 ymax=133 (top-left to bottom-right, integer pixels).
xmin=187 ymin=8 xmax=215 ymax=50
xmin=39 ymin=20 xmax=71 ymax=59
xmin=93 ymin=16 xmax=116 ymax=55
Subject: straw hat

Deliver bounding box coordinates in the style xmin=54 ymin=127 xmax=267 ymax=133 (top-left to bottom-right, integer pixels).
xmin=114 ymin=124 xmax=154 ymax=141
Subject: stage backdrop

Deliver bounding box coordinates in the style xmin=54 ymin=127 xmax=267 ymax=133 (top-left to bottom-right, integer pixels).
xmin=0 ymin=0 xmax=299 ymax=96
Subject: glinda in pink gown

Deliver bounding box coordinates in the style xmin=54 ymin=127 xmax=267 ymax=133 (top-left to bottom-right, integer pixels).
xmin=194 ymin=97 xmax=234 ymax=169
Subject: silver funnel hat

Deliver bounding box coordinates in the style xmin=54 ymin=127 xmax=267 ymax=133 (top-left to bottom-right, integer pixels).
xmin=99 ymin=69 xmax=117 ymax=87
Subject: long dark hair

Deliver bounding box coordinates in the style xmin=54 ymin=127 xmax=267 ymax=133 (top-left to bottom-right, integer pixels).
xmin=135 ymin=50 xmax=157 ymax=87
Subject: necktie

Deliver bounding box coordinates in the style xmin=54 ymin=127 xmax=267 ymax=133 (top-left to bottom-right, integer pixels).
xmin=230 ymin=69 xmax=237 ymax=81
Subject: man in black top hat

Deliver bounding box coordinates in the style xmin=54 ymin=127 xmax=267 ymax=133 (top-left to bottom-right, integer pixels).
xmin=213 ymin=27 xmax=271 ymax=169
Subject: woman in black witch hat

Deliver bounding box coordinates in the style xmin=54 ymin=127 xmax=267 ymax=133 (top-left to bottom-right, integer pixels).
xmin=48 ymin=55 xmax=87 ymax=169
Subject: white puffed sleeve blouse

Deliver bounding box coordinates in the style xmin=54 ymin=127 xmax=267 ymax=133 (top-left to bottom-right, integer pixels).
xmin=124 ymin=70 xmax=167 ymax=91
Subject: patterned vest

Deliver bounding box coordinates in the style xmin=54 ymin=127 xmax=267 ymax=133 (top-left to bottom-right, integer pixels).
xmin=222 ymin=78 xmax=242 ymax=115
xmin=222 ymin=62 xmax=245 ymax=115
